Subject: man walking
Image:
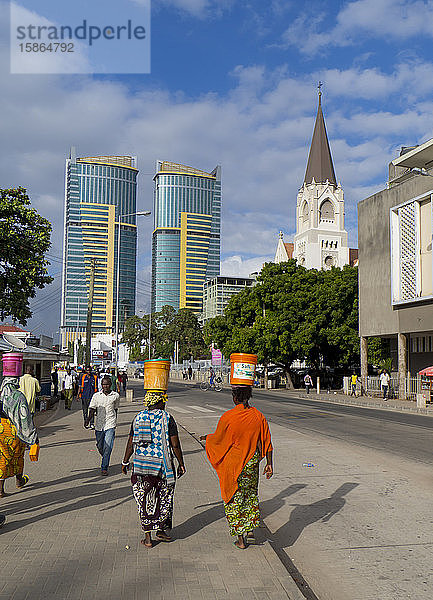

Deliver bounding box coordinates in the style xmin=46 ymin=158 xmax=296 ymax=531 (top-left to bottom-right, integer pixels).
xmin=85 ymin=375 xmax=120 ymax=475
xmin=51 ymin=367 xmax=59 ymax=398
xmin=79 ymin=366 xmax=98 ymax=427
xmin=304 ymin=372 xmax=313 ymax=394
xmin=63 ymin=368 xmax=74 ymax=410
xmin=19 ymin=365 xmax=41 ymax=414
xmin=188 ymin=365 xmax=193 ymax=380
xmin=350 ymin=372 xmax=358 ymax=397
xmin=380 ymin=369 xmax=390 ymax=400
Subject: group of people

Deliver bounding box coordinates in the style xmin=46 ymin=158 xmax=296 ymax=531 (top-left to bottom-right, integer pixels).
xmin=2 ymin=358 xmax=274 ymax=551
xmin=79 ymin=373 xmax=274 ymax=549
xmin=117 ymin=383 xmax=273 ymax=549
xmin=50 ymin=365 xmax=128 ymax=419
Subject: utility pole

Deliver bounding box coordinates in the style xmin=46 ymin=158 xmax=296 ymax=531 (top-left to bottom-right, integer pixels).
xmin=148 ymin=311 xmax=152 ymax=360
xmin=85 ymin=258 xmax=97 ymax=367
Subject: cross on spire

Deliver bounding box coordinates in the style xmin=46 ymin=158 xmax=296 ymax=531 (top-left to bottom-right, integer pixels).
xmin=318 ymin=81 xmax=323 ymax=104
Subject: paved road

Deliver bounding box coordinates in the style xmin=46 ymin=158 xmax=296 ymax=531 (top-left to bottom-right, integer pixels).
xmin=191 ymin=384 xmax=433 ymax=464
xmin=0 ymin=386 xmax=304 ymax=600
xmin=162 ymin=382 xmax=433 ymax=600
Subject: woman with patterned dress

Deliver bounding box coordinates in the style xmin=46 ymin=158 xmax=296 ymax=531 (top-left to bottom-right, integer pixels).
xmin=0 ymin=377 xmax=38 ymax=497
xmin=121 ymin=391 xmax=186 ymax=548
xmin=201 ymin=385 xmax=273 ymax=549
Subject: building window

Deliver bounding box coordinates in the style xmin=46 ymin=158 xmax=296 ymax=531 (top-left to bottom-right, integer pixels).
xmin=319 ymin=199 xmax=335 ymax=223
xmin=391 ymin=193 xmax=433 ymax=304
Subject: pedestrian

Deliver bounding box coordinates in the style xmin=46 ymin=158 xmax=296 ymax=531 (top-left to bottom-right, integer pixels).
xmin=19 ymin=365 xmax=41 ymax=414
xmin=51 ymin=366 xmax=59 ymax=398
xmin=122 ymin=371 xmax=128 ymax=393
xmin=63 ymin=368 xmax=74 ymax=410
xmin=85 ymin=375 xmax=120 ymax=475
xmin=350 ymin=372 xmax=358 ymax=397
xmin=121 ymin=390 xmax=186 ymax=548
xmin=79 ymin=366 xmax=98 ymax=427
xmin=188 ymin=365 xmax=192 ymax=380
xmin=110 ymin=368 xmax=120 ymax=393
xmin=71 ymin=366 xmax=79 ymax=398
xmin=201 ymin=385 xmax=273 ymax=549
xmin=380 ymin=369 xmax=390 ymax=400
xmin=0 ymin=373 xmax=38 ymax=497
xmin=304 ymin=372 xmax=313 ymax=394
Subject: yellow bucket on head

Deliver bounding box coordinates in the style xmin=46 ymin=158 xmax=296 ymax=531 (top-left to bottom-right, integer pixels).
xmin=230 ymin=353 xmax=258 ymax=386
xmin=143 ymin=359 xmax=171 ymax=391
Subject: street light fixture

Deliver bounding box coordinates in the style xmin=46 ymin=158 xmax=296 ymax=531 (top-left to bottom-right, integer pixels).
xmin=115 ymin=210 xmax=151 ymax=374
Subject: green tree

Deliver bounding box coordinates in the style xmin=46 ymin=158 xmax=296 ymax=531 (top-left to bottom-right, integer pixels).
xmin=122 ymin=306 xmax=209 ymax=362
xmin=204 ymin=260 xmax=360 ymax=384
xmin=0 ymin=187 xmax=53 ymax=324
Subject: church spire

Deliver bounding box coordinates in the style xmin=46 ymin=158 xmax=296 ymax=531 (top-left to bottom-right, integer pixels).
xmin=304 ymin=84 xmax=337 ymax=186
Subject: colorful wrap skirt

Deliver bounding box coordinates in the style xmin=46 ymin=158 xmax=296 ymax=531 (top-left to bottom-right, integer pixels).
xmin=224 ymin=450 xmax=260 ymax=536
xmin=132 ymin=473 xmax=175 ymax=533
xmin=0 ymin=418 xmax=26 ymax=480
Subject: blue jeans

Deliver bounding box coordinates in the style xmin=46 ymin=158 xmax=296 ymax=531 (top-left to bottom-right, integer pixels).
xmin=95 ymin=428 xmax=115 ymax=471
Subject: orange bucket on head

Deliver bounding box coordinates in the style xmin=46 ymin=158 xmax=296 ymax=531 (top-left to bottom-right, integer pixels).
xmin=230 ymin=353 xmax=257 ymax=386
xmin=143 ymin=359 xmax=171 ymax=392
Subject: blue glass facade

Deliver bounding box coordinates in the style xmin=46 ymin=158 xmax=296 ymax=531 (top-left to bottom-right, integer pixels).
xmin=61 ymin=150 xmax=138 ymax=349
xmin=151 ymin=162 xmax=221 ymax=313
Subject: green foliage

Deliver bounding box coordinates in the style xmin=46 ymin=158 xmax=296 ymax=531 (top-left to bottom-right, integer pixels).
xmin=0 ymin=187 xmax=53 ymax=324
xmin=204 ymin=260 xmax=360 ymax=371
xmin=122 ymin=306 xmax=209 ymax=362
xmin=368 ymin=337 xmax=392 ymax=370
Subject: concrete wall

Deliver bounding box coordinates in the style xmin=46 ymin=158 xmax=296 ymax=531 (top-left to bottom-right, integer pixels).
xmin=358 ymin=174 xmax=433 ymax=337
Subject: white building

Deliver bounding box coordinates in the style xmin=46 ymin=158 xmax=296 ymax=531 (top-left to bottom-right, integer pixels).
xmin=275 ymin=91 xmax=358 ymax=269
xmin=201 ymin=276 xmax=255 ymax=323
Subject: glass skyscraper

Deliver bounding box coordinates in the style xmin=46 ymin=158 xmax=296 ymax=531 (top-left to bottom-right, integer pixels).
xmin=61 ymin=148 xmax=138 ymax=349
xmin=151 ymin=161 xmax=221 ymax=313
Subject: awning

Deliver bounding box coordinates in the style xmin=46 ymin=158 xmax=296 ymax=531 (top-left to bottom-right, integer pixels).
xmin=418 ymin=366 xmax=433 ymax=376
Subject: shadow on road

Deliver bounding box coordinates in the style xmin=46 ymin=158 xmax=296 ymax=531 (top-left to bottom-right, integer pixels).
xmin=270 ymin=482 xmax=359 ymax=548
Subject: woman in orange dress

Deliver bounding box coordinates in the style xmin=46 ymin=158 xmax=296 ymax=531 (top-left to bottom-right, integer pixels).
xmin=201 ymin=385 xmax=273 ymax=549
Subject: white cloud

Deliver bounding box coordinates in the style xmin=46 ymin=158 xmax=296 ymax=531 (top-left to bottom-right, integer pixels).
xmin=282 ymin=0 xmax=433 ymax=55
xmin=220 ymin=255 xmax=273 ymax=277
xmin=1 ymin=21 xmax=433 ymax=334
xmin=10 ymin=3 xmax=92 ymax=74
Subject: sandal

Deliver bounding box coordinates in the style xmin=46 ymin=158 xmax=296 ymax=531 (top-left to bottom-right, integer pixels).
xmin=16 ymin=475 xmax=29 ymax=489
xmin=156 ymin=531 xmax=172 ymax=542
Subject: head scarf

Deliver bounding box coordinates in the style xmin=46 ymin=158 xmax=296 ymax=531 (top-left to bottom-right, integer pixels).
xmin=143 ymin=390 xmax=168 ymax=407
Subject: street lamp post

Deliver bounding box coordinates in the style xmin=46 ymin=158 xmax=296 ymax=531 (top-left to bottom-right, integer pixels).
xmin=115 ymin=210 xmax=151 ymax=374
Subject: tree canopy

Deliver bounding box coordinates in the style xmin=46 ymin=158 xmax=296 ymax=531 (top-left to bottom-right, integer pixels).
xmin=203 ymin=260 xmax=359 ymax=374
xmin=122 ymin=306 xmax=209 ymax=362
xmin=0 ymin=187 xmax=53 ymax=324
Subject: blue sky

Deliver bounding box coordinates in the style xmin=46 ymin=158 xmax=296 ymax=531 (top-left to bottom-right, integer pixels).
xmin=3 ymin=0 xmax=433 ymax=336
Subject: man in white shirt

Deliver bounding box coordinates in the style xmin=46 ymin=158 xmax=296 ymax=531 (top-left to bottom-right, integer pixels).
xmin=380 ymin=370 xmax=390 ymax=400
xmin=63 ymin=368 xmax=74 ymax=410
xmin=85 ymin=376 xmax=120 ymax=475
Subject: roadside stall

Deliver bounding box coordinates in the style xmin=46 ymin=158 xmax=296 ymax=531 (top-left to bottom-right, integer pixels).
xmin=417 ymin=366 xmax=433 ymax=407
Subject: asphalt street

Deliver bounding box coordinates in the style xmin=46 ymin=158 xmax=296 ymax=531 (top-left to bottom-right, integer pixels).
xmin=166 ymin=382 xmax=433 ymax=465
xmin=155 ymin=381 xmax=433 ymax=600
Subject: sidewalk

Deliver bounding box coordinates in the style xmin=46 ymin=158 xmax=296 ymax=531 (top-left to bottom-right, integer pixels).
xmin=171 ymin=377 xmax=433 ymax=417
xmin=0 ymin=398 xmax=304 ymax=600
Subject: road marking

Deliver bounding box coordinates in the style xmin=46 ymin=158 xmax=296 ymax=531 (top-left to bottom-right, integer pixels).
xmin=188 ymin=405 xmax=215 ymax=413
xmin=169 ymin=405 xmax=193 ymax=413
xmin=207 ymin=405 xmax=226 ymax=412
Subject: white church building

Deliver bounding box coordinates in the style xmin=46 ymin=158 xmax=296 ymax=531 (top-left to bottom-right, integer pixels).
xmin=275 ymin=91 xmax=358 ymax=269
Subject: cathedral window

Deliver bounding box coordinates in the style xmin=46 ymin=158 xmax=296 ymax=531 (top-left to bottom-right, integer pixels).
xmin=319 ymin=199 xmax=335 ymax=223
xmin=302 ymin=202 xmax=309 ymax=225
